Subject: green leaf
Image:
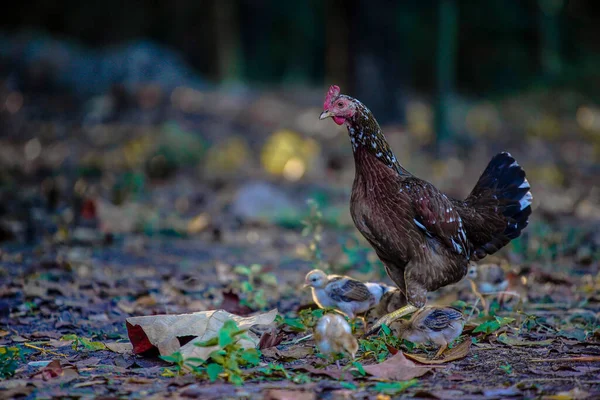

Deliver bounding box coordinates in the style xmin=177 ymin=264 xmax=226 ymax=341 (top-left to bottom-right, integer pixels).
xmin=352 ymin=361 xmax=366 ymax=376
xmin=234 ymin=265 xmax=252 ymax=276
xmin=558 ymin=328 xmax=587 ymax=341
xmin=381 ymin=324 xmax=391 ymax=335
xmin=60 ymin=334 xmax=78 ymax=342
xmin=79 ymin=337 xmax=107 ymax=351
xmin=373 ymin=380 xmax=419 ymax=394
xmin=218 ymin=320 xmax=243 ymax=347
xmin=161 ymin=368 xmax=176 ymax=377
xmin=241 ymin=281 xmax=253 ymax=293
xmin=261 ymin=273 xmax=278 ymax=286
xmin=207 ymin=363 xmax=224 ymax=382
xmin=195 ymin=337 xmax=219 ymax=347
xmin=340 ymin=382 xmax=357 ymax=390
xmin=229 ymin=373 xmax=244 ymax=386
xmin=209 ymin=349 xmax=227 ymax=364
xmin=0 ymin=346 xmax=21 ymax=379
xmin=160 ymin=352 xmax=184 ymax=364
xmin=499 ymin=363 xmax=512 ymax=374
xmin=240 ymin=349 xmax=261 ymax=366
xmin=283 ymin=317 xmax=307 ymax=331
xmin=250 ymin=264 xmax=262 ymax=275
xmin=473 ymin=317 xmax=515 ymax=335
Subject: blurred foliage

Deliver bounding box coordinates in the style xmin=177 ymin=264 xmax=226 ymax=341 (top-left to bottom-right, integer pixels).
xmin=3 ymin=1 xmax=600 ymax=101
xmin=0 ymin=346 xmax=21 ymax=379
xmin=231 ymin=264 xmax=278 ymax=310
xmin=261 ymin=130 xmax=319 ymax=182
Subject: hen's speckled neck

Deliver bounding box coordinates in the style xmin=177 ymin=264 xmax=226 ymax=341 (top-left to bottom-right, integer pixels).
xmin=342 ymin=96 xmax=410 ymax=176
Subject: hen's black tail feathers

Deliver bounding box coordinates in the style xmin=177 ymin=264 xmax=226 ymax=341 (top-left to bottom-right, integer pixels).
xmin=467 ymin=152 xmax=532 ymax=260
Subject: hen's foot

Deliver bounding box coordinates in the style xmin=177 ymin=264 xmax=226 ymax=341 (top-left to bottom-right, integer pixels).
xmin=363 ymin=304 xmax=418 ymax=337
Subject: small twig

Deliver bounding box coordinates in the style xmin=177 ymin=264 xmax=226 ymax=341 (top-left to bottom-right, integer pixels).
xmin=469 ymin=279 xmax=487 ymax=314
xmin=466 ymin=296 xmax=480 ymax=323
xmin=23 ymin=342 xmax=67 ymax=357
xmin=518 ymin=377 xmax=578 ymax=383
xmin=529 ymin=356 xmax=600 ymax=363
xmin=281 ymin=333 xmax=313 ymax=346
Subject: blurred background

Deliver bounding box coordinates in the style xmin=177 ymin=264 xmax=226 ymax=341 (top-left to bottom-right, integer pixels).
xmin=0 ymin=0 xmax=599 ymax=256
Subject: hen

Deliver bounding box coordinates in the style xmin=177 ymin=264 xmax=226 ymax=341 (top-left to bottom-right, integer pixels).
xmin=319 ymin=85 xmax=532 ymax=331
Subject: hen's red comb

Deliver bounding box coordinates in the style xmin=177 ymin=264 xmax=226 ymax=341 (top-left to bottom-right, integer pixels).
xmin=324 ymin=85 xmax=340 ymax=109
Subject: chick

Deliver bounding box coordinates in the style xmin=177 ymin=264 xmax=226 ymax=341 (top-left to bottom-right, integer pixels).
xmin=391 ymin=306 xmax=465 ymax=359
xmin=314 ymin=313 xmax=359 ymax=367
xmin=304 ymin=269 xmax=392 ymax=319
xmin=469 ymin=263 xmax=508 ymax=294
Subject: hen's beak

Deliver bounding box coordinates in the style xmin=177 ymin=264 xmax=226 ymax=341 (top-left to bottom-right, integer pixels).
xmin=319 ymin=110 xmax=333 ymax=120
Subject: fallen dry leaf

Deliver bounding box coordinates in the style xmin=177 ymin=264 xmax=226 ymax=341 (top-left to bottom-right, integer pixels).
xmin=482 ymin=386 xmax=521 ymax=398
xmin=258 ymin=328 xmax=284 ymax=350
xmin=220 ymin=290 xmax=253 ymax=315
xmin=126 ymin=308 xmax=277 ymax=364
xmin=30 ymin=360 xmax=79 ymax=382
xmin=72 ymin=379 xmax=107 ymax=388
xmin=530 ymin=356 xmax=600 ymax=363
xmin=497 ymin=333 xmax=554 ymax=347
xmin=404 ymin=339 xmax=471 ymax=365
xmin=529 ymin=365 xmax=600 ymax=377
xmin=264 ymin=389 xmax=316 ymax=400
xmin=293 ymin=365 xmax=354 ymax=381
xmin=362 ymin=352 xmax=433 ymax=381
xmin=261 ymin=346 xmax=313 ymax=360
xmin=105 ymin=342 xmax=134 ymax=354
xmin=543 ymin=387 xmax=590 ymax=400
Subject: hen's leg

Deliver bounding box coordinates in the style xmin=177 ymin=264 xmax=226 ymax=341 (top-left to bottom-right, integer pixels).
xmin=364 ymin=265 xmax=425 ymax=336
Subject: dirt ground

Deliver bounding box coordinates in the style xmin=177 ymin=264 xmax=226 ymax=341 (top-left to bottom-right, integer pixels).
xmin=1 ymin=89 xmax=600 ymax=399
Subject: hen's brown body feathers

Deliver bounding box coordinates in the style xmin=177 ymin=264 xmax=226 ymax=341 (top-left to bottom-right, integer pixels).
xmin=321 ymin=85 xmax=533 ymax=309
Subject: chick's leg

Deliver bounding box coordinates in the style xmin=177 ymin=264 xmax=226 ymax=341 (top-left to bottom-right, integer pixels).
xmin=434 ymin=342 xmax=447 ymax=359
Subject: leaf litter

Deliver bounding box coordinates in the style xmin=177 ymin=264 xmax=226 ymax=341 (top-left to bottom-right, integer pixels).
xmin=1 ymin=89 xmax=600 ymax=398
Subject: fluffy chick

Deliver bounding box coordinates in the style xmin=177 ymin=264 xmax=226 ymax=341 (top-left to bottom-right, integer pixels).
xmin=391 ymin=306 xmax=465 ymax=359
xmin=468 ymin=263 xmax=508 ymax=294
xmin=314 ymin=314 xmax=359 ymax=366
xmin=304 ymin=269 xmax=393 ymax=319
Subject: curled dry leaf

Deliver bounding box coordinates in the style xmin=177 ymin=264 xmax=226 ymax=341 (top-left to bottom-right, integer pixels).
xmin=221 ymin=290 xmax=253 ymax=315
xmin=264 ymin=389 xmax=316 ymax=400
xmin=261 ymin=346 xmax=313 ymax=360
xmin=126 ymin=308 xmax=278 ymax=360
xmin=544 ymin=387 xmax=590 ymax=400
xmin=105 ymin=342 xmax=134 ymax=354
xmin=497 ymin=333 xmax=554 ymax=347
xmin=258 ymin=329 xmax=284 ymax=350
xmin=30 ymin=360 xmax=79 ymax=382
xmin=403 ymin=339 xmax=471 ymax=365
xmin=362 ymin=352 xmax=433 ymax=381
xmin=293 ymin=365 xmax=354 ymax=381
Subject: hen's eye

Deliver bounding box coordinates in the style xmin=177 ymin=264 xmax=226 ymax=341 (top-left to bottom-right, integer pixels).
xmin=337 ymin=102 xmax=344 ymax=108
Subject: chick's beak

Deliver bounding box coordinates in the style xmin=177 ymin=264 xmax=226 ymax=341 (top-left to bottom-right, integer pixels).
xmin=319 ymin=110 xmax=333 ymax=120
xmin=302 ymin=282 xmax=310 ymax=289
